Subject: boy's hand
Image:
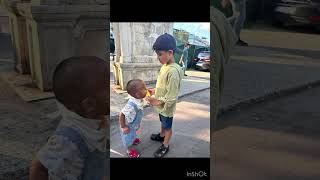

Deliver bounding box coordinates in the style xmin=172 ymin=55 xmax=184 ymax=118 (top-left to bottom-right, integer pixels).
xmin=121 ymin=126 xmax=130 ymax=134
xmin=148 ymin=88 xmax=155 ymax=95
xmin=146 ymin=97 xmax=163 ymax=106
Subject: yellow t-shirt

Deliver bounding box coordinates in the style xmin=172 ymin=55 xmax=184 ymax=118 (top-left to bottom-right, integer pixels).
xmin=154 ymin=63 xmax=183 ymax=117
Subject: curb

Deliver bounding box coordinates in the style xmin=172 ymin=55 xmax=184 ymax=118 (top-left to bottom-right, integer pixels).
xmin=110 ymin=87 xmax=211 ymax=122
xmin=218 ymin=79 xmax=320 ymax=118
xmin=187 ymin=75 xmax=210 ymax=80
xmin=0 ymin=72 xmax=55 ymax=102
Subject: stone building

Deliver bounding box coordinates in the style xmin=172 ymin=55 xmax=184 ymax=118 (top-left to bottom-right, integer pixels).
xmin=112 ymin=23 xmax=174 ymax=90
xmin=0 ymin=0 xmax=109 ymax=91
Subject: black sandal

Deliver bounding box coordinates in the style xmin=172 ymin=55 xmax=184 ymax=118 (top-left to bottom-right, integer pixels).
xmin=150 ymin=133 xmax=165 ymax=142
xmin=154 ymin=144 xmax=169 ymax=158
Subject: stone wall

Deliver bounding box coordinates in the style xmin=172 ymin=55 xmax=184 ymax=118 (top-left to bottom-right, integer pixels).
xmin=1 ymin=0 xmax=110 ymax=91
xmin=113 ymin=23 xmax=174 ymax=90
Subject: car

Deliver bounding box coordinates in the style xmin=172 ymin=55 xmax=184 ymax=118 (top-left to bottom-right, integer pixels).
xmin=272 ymin=0 xmax=320 ymax=29
xmin=190 ymin=48 xmax=208 ymax=68
xmin=194 ymin=51 xmax=210 ymax=71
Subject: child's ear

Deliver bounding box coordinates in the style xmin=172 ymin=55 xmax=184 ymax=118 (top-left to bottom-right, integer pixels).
xmin=81 ymin=97 xmax=97 ymax=117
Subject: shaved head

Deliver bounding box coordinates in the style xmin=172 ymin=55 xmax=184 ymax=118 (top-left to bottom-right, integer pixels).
xmin=53 ymin=56 xmax=108 ymax=117
xmin=126 ymin=79 xmax=146 ymax=99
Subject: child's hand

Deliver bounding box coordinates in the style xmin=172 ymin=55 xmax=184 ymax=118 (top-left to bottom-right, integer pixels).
xmin=136 ymin=124 xmax=141 ymax=135
xmin=148 ymin=88 xmax=155 ymax=95
xmin=121 ymin=126 xmax=130 ymax=134
xmin=146 ymin=97 xmax=163 ymax=106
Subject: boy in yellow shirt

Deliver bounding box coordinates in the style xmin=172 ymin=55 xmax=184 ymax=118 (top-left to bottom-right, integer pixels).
xmin=147 ymin=33 xmax=183 ymax=158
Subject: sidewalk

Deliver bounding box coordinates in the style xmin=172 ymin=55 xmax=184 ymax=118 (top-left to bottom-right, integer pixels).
xmin=0 ymin=75 xmax=58 ymax=179
xmin=220 ymin=29 xmax=320 ymax=114
xmin=110 ymin=89 xmax=210 ymax=158
xmin=110 ymin=68 xmax=210 ymax=158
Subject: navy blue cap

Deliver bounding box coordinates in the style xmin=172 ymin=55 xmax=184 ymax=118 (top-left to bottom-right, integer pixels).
xmin=152 ymin=33 xmax=177 ymax=52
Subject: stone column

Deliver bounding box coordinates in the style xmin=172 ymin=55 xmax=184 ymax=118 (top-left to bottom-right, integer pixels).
xmin=1 ymin=0 xmax=31 ymax=74
xmin=113 ymin=23 xmax=174 ymax=90
xmin=112 ymin=22 xmax=121 ymax=85
xmin=15 ymin=0 xmax=109 ymax=91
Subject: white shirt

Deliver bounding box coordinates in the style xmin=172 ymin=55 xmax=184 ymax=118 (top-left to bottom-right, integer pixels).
xmin=121 ymin=96 xmax=146 ymax=123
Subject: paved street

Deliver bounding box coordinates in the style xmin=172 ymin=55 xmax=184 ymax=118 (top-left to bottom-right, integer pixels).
xmin=221 ymin=26 xmax=320 ymax=112
xmin=110 ymin=89 xmax=210 ymax=158
xmin=214 ymin=25 xmax=320 ymax=180
xmin=242 ymin=25 xmax=320 ymax=52
xmin=214 ymin=85 xmax=320 ymax=180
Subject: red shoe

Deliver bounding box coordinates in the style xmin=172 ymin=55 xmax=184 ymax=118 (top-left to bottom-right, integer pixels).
xmin=127 ymin=149 xmax=140 ymax=158
xmin=133 ymin=138 xmax=141 ymax=145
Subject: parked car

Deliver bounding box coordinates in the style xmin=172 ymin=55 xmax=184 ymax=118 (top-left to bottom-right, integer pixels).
xmin=189 ymin=48 xmax=208 ymax=68
xmin=272 ymin=0 xmax=320 ymax=29
xmin=194 ymin=51 xmax=210 ymax=71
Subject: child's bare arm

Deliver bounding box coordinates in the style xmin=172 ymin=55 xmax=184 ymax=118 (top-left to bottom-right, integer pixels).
xmin=146 ymin=97 xmax=164 ymax=107
xmin=119 ymin=112 xmax=126 ymax=128
xmin=119 ymin=112 xmax=130 ymax=134
xmin=29 ymin=158 xmax=48 ymax=180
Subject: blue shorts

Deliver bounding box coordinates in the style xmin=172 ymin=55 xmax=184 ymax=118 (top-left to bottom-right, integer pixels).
xmin=159 ymin=114 xmax=173 ymax=130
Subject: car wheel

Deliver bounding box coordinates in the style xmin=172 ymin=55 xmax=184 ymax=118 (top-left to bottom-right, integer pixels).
xmin=272 ymin=16 xmax=284 ymax=27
